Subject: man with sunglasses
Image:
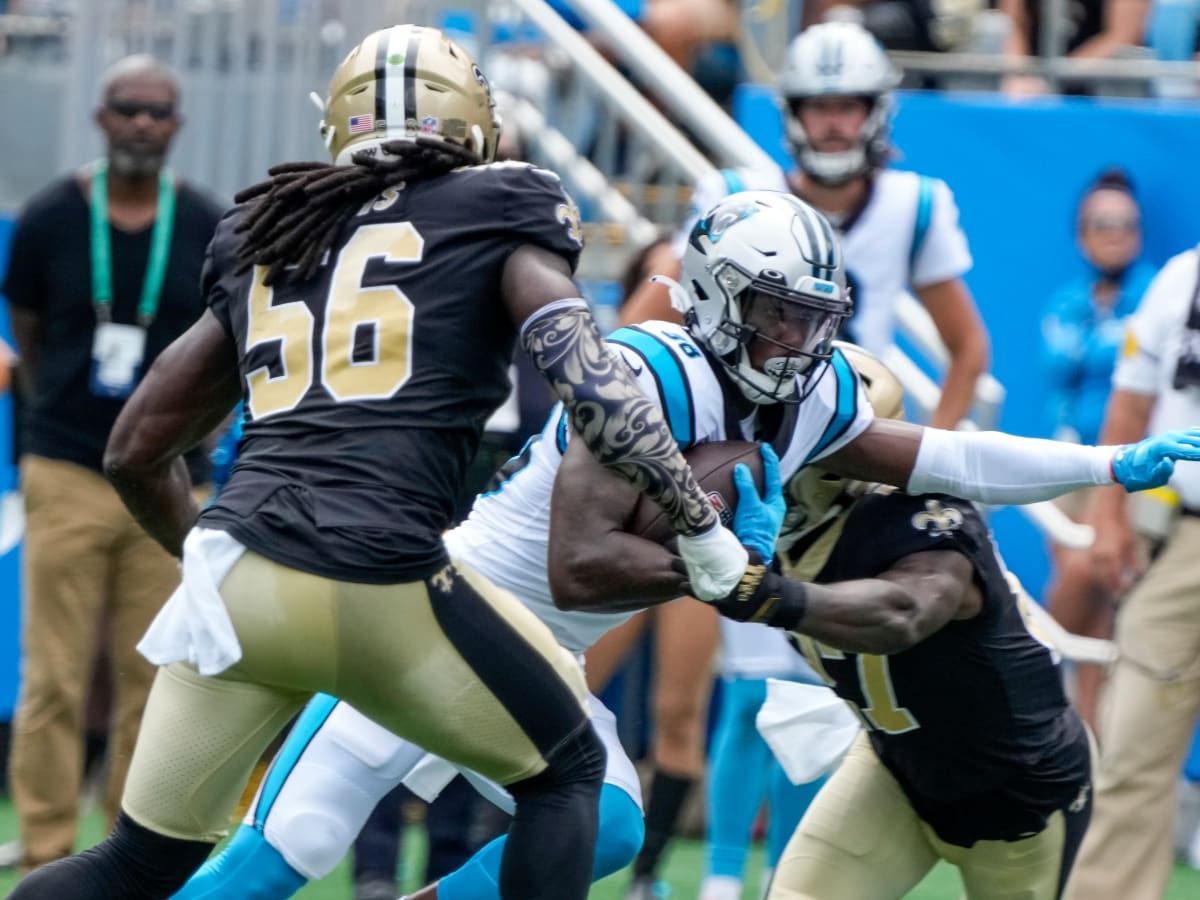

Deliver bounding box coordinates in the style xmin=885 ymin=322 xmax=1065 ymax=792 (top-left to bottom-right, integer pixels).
xmin=2 ymin=53 xmax=223 ymax=873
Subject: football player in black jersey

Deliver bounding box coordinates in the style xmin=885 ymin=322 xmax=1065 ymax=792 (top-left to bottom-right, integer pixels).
xmin=9 ymin=26 xmax=753 ymax=900
xmin=553 ymin=346 xmax=1095 ymax=899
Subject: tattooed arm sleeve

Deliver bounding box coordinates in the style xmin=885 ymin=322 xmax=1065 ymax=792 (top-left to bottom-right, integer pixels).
xmin=521 ymin=299 xmax=718 ymax=537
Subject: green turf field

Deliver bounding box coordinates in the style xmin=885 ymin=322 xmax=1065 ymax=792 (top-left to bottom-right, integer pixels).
xmin=2 ymin=800 xmax=1200 ymax=899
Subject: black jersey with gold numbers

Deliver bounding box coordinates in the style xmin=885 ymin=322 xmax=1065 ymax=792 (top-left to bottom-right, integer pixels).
xmin=793 ymin=491 xmax=1091 ymax=847
xmin=199 ymin=162 xmax=584 ymax=583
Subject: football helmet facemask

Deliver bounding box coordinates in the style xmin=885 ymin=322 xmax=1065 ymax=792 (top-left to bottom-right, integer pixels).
xmin=316 ymin=24 xmax=500 ymax=166
xmin=778 ymin=22 xmax=900 ymax=186
xmin=665 ymin=191 xmax=852 ymax=405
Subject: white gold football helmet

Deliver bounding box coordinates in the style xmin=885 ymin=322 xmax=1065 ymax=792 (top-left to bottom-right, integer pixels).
xmin=667 ymin=191 xmax=852 ymax=405
xmin=778 ymin=22 xmax=901 ymax=185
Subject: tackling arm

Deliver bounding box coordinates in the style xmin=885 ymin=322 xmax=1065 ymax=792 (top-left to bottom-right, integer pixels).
xmin=548 ymin=436 xmax=690 ymax=612
xmin=712 ymin=547 xmax=980 ymax=655
xmin=103 ymin=310 xmax=243 ymax=557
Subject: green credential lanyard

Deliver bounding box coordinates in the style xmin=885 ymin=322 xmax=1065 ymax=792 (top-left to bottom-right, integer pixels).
xmin=89 ymin=159 xmax=176 ymax=326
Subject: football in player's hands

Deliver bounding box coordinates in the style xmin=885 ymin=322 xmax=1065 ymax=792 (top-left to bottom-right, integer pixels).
xmin=628 ymin=440 xmax=766 ymax=544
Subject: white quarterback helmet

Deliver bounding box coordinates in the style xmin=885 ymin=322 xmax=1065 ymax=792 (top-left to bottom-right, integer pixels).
xmin=779 ymin=21 xmax=901 ymax=185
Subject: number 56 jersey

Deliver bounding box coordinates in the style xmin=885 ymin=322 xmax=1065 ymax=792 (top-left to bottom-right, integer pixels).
xmin=199 ymin=162 xmax=583 ymax=584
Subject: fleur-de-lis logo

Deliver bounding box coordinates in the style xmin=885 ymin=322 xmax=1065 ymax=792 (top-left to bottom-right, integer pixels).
xmin=430 ymin=564 xmax=455 ymax=594
xmin=556 ymin=201 xmax=583 ymax=247
xmin=910 ymin=499 xmax=964 ymax=537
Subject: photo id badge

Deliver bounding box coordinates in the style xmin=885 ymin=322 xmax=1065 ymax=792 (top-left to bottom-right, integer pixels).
xmin=90 ymin=322 xmax=146 ymax=399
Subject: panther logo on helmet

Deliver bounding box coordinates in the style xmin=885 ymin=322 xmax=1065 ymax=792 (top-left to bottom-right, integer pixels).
xmin=316 ymin=25 xmax=500 ymax=166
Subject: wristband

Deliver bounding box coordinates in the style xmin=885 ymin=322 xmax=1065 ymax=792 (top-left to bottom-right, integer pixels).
xmin=712 ymin=551 xmax=809 ymax=630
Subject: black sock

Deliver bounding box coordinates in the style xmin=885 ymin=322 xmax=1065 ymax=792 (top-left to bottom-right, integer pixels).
xmin=9 ymin=811 xmax=214 ymax=900
xmin=632 ymin=769 xmax=695 ymax=879
xmin=501 ymin=724 xmax=606 ymax=900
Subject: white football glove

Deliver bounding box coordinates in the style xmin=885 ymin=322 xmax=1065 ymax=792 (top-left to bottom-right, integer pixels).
xmin=677 ymin=522 xmax=749 ymax=601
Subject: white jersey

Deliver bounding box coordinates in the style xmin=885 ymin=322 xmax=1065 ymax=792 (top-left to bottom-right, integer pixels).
xmin=676 ymin=166 xmax=973 ymax=354
xmin=1112 ymin=246 xmax=1200 ymax=507
xmin=448 ymin=320 xmax=874 ymax=654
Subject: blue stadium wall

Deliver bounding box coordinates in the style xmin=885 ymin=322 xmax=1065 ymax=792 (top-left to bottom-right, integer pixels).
xmin=736 ymin=87 xmax=1200 ymax=599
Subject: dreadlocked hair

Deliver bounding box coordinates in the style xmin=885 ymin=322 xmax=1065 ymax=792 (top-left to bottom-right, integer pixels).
xmin=233 ymin=136 xmax=483 ymax=285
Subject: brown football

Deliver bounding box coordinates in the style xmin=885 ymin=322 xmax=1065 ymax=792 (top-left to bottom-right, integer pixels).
xmin=628 ymin=440 xmax=765 ymax=544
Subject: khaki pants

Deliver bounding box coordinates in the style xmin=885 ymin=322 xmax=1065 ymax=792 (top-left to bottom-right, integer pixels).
xmin=10 ymin=455 xmax=183 ymax=869
xmin=122 ymin=546 xmax=590 ymax=844
xmin=770 ymin=734 xmax=1091 ymax=900
xmin=1066 ymin=516 xmax=1200 ymax=900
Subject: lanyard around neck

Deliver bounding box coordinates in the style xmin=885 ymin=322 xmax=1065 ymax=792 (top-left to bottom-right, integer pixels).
xmin=90 ymin=159 xmax=176 ymax=326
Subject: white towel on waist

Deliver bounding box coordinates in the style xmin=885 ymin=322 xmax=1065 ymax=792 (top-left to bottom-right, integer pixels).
xmin=756 ymin=678 xmax=862 ymax=785
xmin=137 ymin=527 xmax=245 ymax=676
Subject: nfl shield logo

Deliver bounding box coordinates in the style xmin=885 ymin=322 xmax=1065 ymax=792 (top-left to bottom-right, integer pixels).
xmin=420 ymin=116 xmax=439 ymax=134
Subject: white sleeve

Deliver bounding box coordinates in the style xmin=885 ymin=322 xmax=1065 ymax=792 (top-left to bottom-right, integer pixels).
xmin=910 ymin=178 xmax=973 ymax=289
xmin=908 ymin=427 xmax=1116 ymax=505
xmin=1112 ymin=250 xmax=1196 ymax=394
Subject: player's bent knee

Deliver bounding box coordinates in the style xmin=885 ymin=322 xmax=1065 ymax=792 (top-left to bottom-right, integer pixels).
xmin=264 ymin=803 xmax=359 ymax=881
xmin=593 ymin=784 xmax=645 ymax=878
xmin=517 ymin=721 xmax=607 ymax=793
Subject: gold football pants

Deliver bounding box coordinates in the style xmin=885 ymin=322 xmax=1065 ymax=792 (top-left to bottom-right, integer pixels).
xmin=122 ymin=546 xmax=590 ymax=843
xmin=769 ymin=733 xmax=1091 ymax=900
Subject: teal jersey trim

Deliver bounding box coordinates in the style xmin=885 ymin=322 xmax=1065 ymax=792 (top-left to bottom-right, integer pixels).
xmin=805 ymin=350 xmax=859 ymax=464
xmin=910 ymin=175 xmax=935 ymax=269
xmin=720 ymin=168 xmax=745 ymax=195
xmin=608 ymin=327 xmax=696 ymax=447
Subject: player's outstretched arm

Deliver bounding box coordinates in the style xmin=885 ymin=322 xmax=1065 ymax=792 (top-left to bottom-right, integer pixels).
xmin=548 ymin=436 xmax=691 ymax=612
xmin=822 ymin=417 xmax=1200 ymax=506
xmin=503 ymin=243 xmax=745 ymax=600
xmin=104 ymin=309 xmax=243 ymax=557
xmin=711 ymin=548 xmax=980 ymax=655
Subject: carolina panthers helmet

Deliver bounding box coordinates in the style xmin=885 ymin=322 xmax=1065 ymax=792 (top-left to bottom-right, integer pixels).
xmin=783 ymin=342 xmax=905 ymax=543
xmin=778 ymin=22 xmax=901 ymax=185
xmin=674 ymin=190 xmax=852 ymax=405
xmin=317 ymin=25 xmax=499 ymax=166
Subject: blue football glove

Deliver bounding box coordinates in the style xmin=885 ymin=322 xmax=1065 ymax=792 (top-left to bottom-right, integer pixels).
xmin=732 ymin=444 xmax=786 ymax=564
xmin=1111 ymin=427 xmax=1200 ymax=492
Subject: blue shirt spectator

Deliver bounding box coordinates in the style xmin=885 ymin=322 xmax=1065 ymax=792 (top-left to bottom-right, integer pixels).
xmin=1040 ymin=169 xmax=1155 ymax=445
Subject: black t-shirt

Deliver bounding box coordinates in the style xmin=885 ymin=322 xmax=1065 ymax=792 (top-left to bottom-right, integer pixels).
xmin=198 ymin=162 xmax=583 ymax=583
xmin=2 ymin=173 xmax=224 ymax=480
xmin=791 ymin=491 xmax=1091 ymax=847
